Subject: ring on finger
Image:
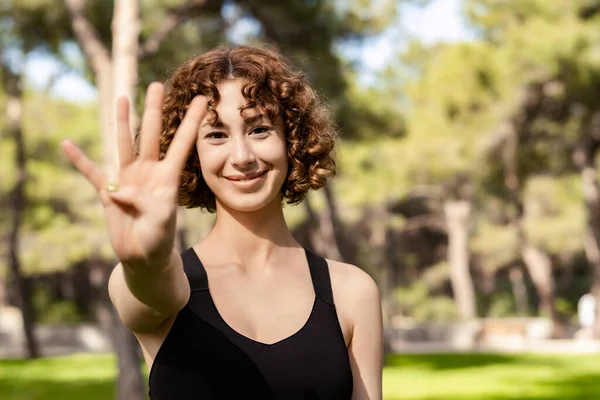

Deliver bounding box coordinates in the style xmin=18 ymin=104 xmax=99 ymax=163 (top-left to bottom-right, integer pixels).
xmin=106 ymin=182 xmax=120 ymax=192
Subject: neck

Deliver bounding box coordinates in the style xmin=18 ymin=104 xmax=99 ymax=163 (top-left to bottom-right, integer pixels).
xmin=202 ymin=195 xmax=300 ymax=266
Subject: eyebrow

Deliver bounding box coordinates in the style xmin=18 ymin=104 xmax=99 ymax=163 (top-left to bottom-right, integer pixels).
xmin=243 ymin=113 xmax=268 ymax=125
xmin=200 ymin=113 xmax=269 ymax=129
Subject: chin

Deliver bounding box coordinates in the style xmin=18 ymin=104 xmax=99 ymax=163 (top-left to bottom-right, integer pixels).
xmin=217 ymin=192 xmax=282 ymax=213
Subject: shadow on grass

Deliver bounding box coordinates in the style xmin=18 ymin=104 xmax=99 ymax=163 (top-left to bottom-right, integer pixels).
xmin=384 ymin=353 xmax=563 ymax=371
xmin=533 ymin=372 xmax=600 ymax=400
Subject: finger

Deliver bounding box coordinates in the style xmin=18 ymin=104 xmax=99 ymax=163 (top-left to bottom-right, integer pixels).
xmin=61 ymin=139 xmax=106 ymax=191
xmin=138 ymin=82 xmax=165 ymax=161
xmin=164 ymin=96 xmax=208 ymax=172
xmin=116 ymin=96 xmax=135 ymax=168
xmin=107 ymin=186 xmax=173 ymax=222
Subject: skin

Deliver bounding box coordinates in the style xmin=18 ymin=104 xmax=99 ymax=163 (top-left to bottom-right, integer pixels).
xmin=62 ymin=79 xmax=384 ymax=399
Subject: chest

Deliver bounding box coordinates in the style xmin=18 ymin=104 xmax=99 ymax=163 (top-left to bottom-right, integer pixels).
xmin=205 ymin=264 xmax=317 ymax=345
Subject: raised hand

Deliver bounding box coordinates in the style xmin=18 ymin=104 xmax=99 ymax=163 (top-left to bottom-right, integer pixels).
xmin=62 ymin=83 xmax=206 ymax=268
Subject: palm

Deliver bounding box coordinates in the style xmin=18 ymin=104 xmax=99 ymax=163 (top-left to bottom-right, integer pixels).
xmin=104 ymin=161 xmax=178 ymax=264
xmin=62 ymin=83 xmax=206 ymax=266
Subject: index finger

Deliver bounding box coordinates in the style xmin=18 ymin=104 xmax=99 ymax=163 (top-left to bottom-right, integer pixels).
xmin=163 ymin=96 xmax=208 ymax=172
xmin=61 ymin=139 xmax=106 ymax=192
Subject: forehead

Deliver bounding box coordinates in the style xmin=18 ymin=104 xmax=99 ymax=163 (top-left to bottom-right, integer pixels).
xmin=202 ymin=79 xmax=273 ymax=124
xmin=215 ymin=79 xmax=244 ymax=104
xmin=215 ymin=80 xmax=262 ymax=115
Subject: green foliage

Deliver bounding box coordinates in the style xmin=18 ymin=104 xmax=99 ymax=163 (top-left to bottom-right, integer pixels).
xmin=555 ymin=297 xmax=575 ymax=317
xmin=0 ymin=90 xmax=108 ymax=276
xmin=33 ymin=287 xmax=85 ymax=324
xmin=471 ymin=219 xmax=518 ymax=272
xmin=394 ymin=281 xmax=459 ymax=322
xmin=2 ymin=0 xmax=113 ymax=54
xmin=5 ymin=0 xmax=600 ymax=324
xmin=486 ymin=292 xmax=517 ymax=317
xmin=336 ymin=138 xmax=412 ymax=207
xmin=523 ymin=175 xmax=585 ymax=254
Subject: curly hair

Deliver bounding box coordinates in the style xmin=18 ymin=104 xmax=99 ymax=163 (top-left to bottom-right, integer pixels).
xmin=159 ymin=45 xmax=338 ymax=212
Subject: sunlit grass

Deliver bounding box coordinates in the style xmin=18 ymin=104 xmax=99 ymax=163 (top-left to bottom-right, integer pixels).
xmin=383 ymin=353 xmax=600 ymax=400
xmin=2 ymin=353 xmax=600 ymax=399
xmin=0 ymin=354 xmax=117 ymax=400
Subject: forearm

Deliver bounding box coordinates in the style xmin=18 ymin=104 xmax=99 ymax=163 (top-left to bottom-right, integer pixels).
xmin=122 ymin=248 xmax=188 ymax=313
xmin=109 ymin=248 xmax=190 ymax=332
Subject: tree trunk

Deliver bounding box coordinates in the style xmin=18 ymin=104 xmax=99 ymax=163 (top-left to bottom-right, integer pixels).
xmin=65 ymin=1 xmax=144 ymax=398
xmin=513 ymin=218 xmax=561 ymax=335
xmin=443 ymin=199 xmax=477 ymax=320
xmin=573 ymin=130 xmax=600 ymax=337
xmin=302 ymin=194 xmax=327 ymax=255
xmin=315 ymin=189 xmax=344 ymax=261
xmin=4 ymin=66 xmax=40 ymax=358
xmin=0 ymin=278 xmax=6 ymax=309
xmin=520 ymin=245 xmax=561 ymax=332
xmin=113 ymin=320 xmax=145 ymax=400
xmin=112 ymin=0 xmax=141 ymax=138
xmin=502 ymin=118 xmax=562 ymax=336
xmin=111 ymin=2 xmax=145 ymax=399
xmin=322 ymin=184 xmax=354 ymax=264
xmin=367 ymin=206 xmax=393 ymax=356
xmin=65 ymin=1 xmax=214 ymax=397
xmin=509 ymin=266 xmax=529 ymax=315
xmin=72 ymin=262 xmax=94 ymax=318
xmin=64 ymin=0 xmax=114 ymax=174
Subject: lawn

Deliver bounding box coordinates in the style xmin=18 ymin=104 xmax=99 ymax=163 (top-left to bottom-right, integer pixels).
xmin=1 ymin=353 xmax=600 ymax=399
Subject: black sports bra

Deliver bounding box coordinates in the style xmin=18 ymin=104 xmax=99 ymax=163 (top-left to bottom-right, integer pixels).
xmin=148 ymin=247 xmax=354 ymax=399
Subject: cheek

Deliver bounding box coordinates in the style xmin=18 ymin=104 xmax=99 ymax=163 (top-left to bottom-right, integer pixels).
xmin=262 ymin=137 xmax=288 ymax=164
xmin=195 ymin=150 xmax=224 ymax=190
xmin=196 ymin=146 xmax=223 ymax=171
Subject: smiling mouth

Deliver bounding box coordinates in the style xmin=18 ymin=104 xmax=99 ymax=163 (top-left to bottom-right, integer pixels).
xmin=225 ymin=171 xmax=267 ymax=182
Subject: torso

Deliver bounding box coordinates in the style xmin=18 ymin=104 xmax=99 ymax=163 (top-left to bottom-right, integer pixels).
xmin=135 ymin=246 xmax=353 ymax=370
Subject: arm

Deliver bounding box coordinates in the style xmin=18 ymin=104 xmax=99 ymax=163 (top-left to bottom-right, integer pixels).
xmin=348 ymin=273 xmax=384 ymax=400
xmin=62 ymin=84 xmax=207 ymax=335
xmin=108 ymin=249 xmax=190 ymax=333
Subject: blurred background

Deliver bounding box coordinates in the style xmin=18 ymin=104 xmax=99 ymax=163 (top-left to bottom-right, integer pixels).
xmin=2 ymin=0 xmax=600 ymax=399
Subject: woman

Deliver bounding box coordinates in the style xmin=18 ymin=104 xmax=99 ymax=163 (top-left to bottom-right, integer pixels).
xmin=62 ymin=45 xmax=383 ymax=399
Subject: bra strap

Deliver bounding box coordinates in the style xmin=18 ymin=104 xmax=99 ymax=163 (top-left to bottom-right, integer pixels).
xmin=181 ymin=248 xmax=209 ymax=292
xmin=305 ymin=249 xmax=335 ymax=306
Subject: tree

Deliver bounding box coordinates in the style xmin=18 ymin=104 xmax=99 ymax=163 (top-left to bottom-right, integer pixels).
xmin=1 ymin=45 xmax=40 ymax=358
xmin=466 ymin=0 xmax=600 ymax=335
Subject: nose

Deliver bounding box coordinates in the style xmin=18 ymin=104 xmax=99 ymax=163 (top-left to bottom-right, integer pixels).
xmin=230 ymin=135 xmax=256 ymax=169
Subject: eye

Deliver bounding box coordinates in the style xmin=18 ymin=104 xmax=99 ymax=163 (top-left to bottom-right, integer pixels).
xmin=251 ymin=126 xmax=272 ymax=136
xmin=205 ymin=131 xmax=226 ymax=139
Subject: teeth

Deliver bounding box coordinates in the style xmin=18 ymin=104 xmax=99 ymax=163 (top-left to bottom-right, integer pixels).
xmin=229 ymin=172 xmax=264 ymax=182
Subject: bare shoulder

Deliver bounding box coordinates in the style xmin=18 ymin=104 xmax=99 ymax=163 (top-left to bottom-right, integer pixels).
xmin=326 ymin=258 xmax=380 ymax=301
xmin=324 ymin=258 xmax=381 ymax=344
xmin=326 ymin=258 xmax=384 ymax=398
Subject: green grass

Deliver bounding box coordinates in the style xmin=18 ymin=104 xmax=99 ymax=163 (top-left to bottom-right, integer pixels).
xmin=1 ymin=353 xmax=600 ymax=399
xmin=0 ymin=354 xmax=117 ymax=400
xmin=383 ymin=353 xmax=600 ymax=400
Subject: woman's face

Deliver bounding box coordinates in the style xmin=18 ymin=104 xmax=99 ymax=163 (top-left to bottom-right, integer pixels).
xmin=196 ymin=79 xmax=288 ymax=212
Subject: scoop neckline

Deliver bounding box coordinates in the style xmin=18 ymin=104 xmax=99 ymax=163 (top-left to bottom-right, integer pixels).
xmin=190 ymin=246 xmax=321 ymax=347
xmin=206 ymin=292 xmax=320 ymax=347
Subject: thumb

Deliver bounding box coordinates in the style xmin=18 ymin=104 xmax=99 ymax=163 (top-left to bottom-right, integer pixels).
xmin=106 ymin=186 xmax=175 ymax=225
xmin=107 ymin=186 xmax=153 ymax=214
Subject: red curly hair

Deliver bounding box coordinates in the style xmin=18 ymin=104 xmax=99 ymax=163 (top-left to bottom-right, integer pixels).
xmin=159 ymin=45 xmax=338 ymax=212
